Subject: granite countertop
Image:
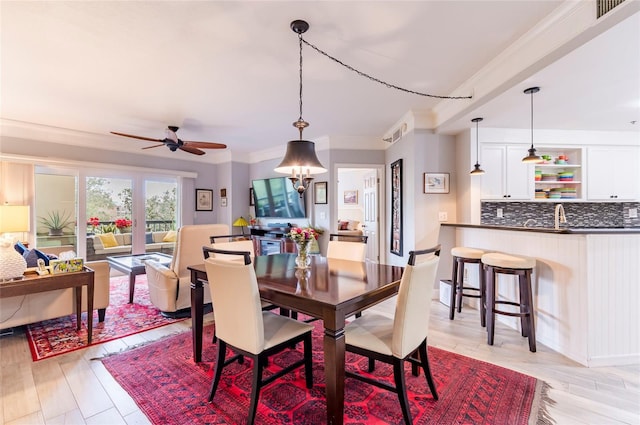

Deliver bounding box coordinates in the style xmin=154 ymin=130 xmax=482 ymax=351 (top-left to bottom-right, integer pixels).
xmin=441 ymin=223 xmax=640 ymax=234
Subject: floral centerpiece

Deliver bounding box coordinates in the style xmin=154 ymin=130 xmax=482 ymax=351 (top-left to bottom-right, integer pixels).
xmin=115 ymin=218 xmax=132 ymax=233
xmin=287 ymin=227 xmax=318 ymax=269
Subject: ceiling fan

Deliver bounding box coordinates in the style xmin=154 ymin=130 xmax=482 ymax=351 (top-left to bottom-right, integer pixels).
xmin=110 ymin=126 xmax=227 ymax=156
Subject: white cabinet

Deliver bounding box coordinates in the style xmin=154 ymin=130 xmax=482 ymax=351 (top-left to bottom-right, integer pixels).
xmin=587 ymin=146 xmax=640 ymax=200
xmin=480 ymin=145 xmax=531 ymax=200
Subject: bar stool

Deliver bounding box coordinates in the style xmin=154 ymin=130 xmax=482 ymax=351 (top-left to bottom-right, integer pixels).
xmin=481 ymin=252 xmax=536 ymax=352
xmin=449 ymin=247 xmax=486 ymax=326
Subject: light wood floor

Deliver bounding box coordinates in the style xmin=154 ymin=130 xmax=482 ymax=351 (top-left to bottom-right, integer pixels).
xmin=1 ymin=299 xmax=638 ymax=425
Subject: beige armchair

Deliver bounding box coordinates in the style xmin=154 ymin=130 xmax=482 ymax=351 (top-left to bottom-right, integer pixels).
xmin=145 ymin=224 xmax=229 ymax=315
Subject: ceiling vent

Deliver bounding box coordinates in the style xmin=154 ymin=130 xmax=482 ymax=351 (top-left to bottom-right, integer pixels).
xmin=597 ymin=0 xmax=625 ymax=18
xmin=384 ymin=123 xmax=408 ymax=144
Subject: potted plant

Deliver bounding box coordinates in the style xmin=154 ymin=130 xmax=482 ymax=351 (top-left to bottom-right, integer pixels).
xmin=39 ymin=210 xmax=74 ymax=236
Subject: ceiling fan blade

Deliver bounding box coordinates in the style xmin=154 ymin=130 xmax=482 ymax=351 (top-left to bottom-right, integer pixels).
xmin=110 ymin=131 xmax=162 ymax=142
xmin=141 ymin=144 xmax=165 ymax=150
xmin=183 ymin=141 xmax=227 ymax=149
xmin=179 ymin=145 xmax=206 ymax=155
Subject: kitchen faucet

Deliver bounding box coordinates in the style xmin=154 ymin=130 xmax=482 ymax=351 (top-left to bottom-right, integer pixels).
xmin=554 ymin=204 xmax=567 ymax=230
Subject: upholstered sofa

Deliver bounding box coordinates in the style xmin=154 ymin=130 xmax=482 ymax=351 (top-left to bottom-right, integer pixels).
xmin=86 ymin=231 xmax=176 ymax=261
xmin=336 ymin=219 xmax=363 ymax=237
xmin=0 ymin=261 xmax=111 ymax=330
xmin=145 ymin=224 xmax=229 ymax=315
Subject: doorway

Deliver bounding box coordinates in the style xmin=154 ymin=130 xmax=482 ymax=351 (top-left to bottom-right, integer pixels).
xmin=335 ymin=165 xmax=384 ymax=263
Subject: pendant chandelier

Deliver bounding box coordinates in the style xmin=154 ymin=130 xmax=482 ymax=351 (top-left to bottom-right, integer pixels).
xmin=274 ymin=20 xmax=327 ymax=197
xmin=275 ymin=19 xmax=473 ymax=196
xmin=469 ymin=117 xmax=485 ymax=175
xmin=522 ymin=86 xmax=543 ymax=163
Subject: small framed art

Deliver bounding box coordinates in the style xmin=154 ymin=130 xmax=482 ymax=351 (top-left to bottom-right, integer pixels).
xmin=314 ymin=181 xmax=327 ymax=204
xmin=249 ymin=187 xmax=255 ymax=206
xmin=343 ymin=190 xmax=358 ymax=205
xmin=424 ymin=173 xmax=450 ymax=194
xmin=196 ymin=189 xmax=213 ymax=211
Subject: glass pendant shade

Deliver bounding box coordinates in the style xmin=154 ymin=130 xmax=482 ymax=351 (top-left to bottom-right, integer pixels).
xmin=522 ymin=87 xmax=543 ymax=163
xmin=470 ymin=117 xmax=485 ymax=175
xmin=470 ymin=163 xmax=485 ymax=175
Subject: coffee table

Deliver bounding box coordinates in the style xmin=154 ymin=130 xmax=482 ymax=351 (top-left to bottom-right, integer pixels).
xmin=107 ymin=253 xmax=172 ymax=303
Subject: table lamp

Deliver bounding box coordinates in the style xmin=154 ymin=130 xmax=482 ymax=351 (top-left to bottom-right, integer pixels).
xmin=0 ymin=205 xmax=30 ymax=281
xmin=233 ymin=216 xmax=249 ymax=236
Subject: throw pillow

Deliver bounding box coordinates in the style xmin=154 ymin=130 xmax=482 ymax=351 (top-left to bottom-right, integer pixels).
xmin=145 ymin=232 xmax=154 ymax=244
xmin=162 ymin=230 xmax=177 ymax=242
xmin=14 ymin=241 xmax=28 ymax=254
xmin=347 ymin=220 xmax=360 ymax=230
xmin=97 ymin=232 xmax=119 ymax=248
xmin=34 ymin=248 xmax=51 ymax=266
xmin=23 ymin=249 xmax=39 ymax=267
xmin=339 ymin=221 xmax=349 ymax=230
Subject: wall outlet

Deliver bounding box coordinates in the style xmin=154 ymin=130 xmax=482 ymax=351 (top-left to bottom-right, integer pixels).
xmin=438 ymin=212 xmax=448 ymax=222
xmin=630 ymin=208 xmax=638 ymax=218
xmin=497 ymin=208 xmax=503 ymax=218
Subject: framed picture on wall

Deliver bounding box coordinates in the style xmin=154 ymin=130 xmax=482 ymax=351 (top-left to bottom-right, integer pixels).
xmin=314 ymin=181 xmax=327 ymax=204
xmin=249 ymin=187 xmax=255 ymax=206
xmin=196 ymin=189 xmax=213 ymax=211
xmin=390 ymin=159 xmax=403 ymax=256
xmin=424 ymin=172 xmax=450 ymax=194
xmin=343 ymin=190 xmax=358 ymax=205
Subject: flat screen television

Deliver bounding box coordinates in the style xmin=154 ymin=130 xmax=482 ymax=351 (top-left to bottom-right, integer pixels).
xmin=252 ymin=177 xmax=306 ymax=218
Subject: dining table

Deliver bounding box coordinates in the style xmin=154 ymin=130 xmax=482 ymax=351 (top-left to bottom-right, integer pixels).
xmin=188 ymin=253 xmax=404 ymax=425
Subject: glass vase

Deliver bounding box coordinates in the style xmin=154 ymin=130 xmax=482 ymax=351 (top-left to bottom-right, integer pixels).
xmin=295 ymin=240 xmax=311 ymax=269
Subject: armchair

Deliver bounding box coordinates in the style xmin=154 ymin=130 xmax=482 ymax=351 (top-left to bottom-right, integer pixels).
xmin=145 ymin=224 xmax=229 ymax=315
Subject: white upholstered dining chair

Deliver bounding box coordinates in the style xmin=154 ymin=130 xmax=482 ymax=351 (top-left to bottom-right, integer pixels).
xmin=326 ymin=234 xmax=367 ymax=262
xmin=203 ymin=251 xmax=313 ymax=425
xmin=344 ymin=245 xmax=441 ymax=425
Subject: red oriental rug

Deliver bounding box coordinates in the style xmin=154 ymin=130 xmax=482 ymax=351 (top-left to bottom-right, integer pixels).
xmin=102 ymin=321 xmax=553 ymax=425
xmin=26 ymin=275 xmax=187 ymax=361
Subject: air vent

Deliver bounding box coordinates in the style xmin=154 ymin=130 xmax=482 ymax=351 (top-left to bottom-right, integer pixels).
xmin=392 ymin=127 xmax=403 ymax=143
xmin=597 ymin=0 xmax=625 ymax=18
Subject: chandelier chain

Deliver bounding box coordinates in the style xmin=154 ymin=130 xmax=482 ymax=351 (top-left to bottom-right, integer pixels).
xmin=300 ymin=37 xmax=472 ymax=100
xmin=298 ymin=33 xmax=304 ymax=122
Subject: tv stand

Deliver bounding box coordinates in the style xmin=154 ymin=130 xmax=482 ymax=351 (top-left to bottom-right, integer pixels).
xmin=249 ymin=225 xmax=297 ymax=256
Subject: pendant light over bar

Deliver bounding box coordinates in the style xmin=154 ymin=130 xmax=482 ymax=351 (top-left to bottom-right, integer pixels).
xmin=274 ymin=20 xmax=327 ymax=197
xmin=522 ymin=86 xmax=543 ymax=163
xmin=470 ymin=117 xmax=485 ymax=175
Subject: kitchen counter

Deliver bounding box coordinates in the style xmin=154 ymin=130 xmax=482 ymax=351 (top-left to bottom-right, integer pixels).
xmin=441 ymin=223 xmax=640 ymax=234
xmin=438 ymin=223 xmax=640 ymax=367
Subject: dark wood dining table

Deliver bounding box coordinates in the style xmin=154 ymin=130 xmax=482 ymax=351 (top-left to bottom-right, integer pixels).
xmin=188 ymin=253 xmax=403 ymax=425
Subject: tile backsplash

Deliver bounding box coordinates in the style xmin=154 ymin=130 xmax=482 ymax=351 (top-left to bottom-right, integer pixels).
xmin=481 ymin=201 xmax=640 ymax=229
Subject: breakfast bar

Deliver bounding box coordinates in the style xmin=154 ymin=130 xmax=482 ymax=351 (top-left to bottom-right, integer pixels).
xmin=438 ymin=223 xmax=640 ymax=367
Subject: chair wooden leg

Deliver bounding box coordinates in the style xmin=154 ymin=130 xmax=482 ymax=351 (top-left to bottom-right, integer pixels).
xmin=367 ymin=357 xmax=375 ymax=372
xmin=417 ymin=340 xmax=438 ymax=400
xmin=523 ymin=270 xmax=536 ymax=353
xmin=303 ymin=333 xmax=313 ymax=389
xmin=355 ymin=312 xmax=362 ymax=318
xmin=456 ymin=259 xmax=465 ymax=313
xmin=410 ymin=349 xmax=420 ymax=376
xmin=479 ymin=263 xmax=487 ymax=328
xmin=209 ymin=340 xmax=227 ymax=402
xmin=248 ymin=355 xmax=264 ymax=425
xmin=449 ymin=259 xmax=457 ymax=320
xmin=486 ymin=265 xmax=496 ymax=346
xmin=392 ymin=358 xmax=413 ymax=425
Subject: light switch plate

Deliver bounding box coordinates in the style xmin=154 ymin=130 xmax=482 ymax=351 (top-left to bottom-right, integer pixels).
xmin=497 ymin=208 xmax=503 ymax=218
xmin=630 ymin=208 xmax=638 ymax=218
xmin=438 ymin=212 xmax=448 ymax=222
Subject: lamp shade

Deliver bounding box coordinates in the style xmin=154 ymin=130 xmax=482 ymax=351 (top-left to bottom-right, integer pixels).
xmin=274 ymin=140 xmax=327 ymax=175
xmin=0 ymin=205 xmax=30 ymax=233
xmin=233 ymin=216 xmax=249 ymax=227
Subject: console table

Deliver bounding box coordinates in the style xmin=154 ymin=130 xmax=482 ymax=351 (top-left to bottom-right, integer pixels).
xmin=0 ymin=268 xmax=95 ymax=344
xmin=248 ymin=225 xmax=297 ymax=255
